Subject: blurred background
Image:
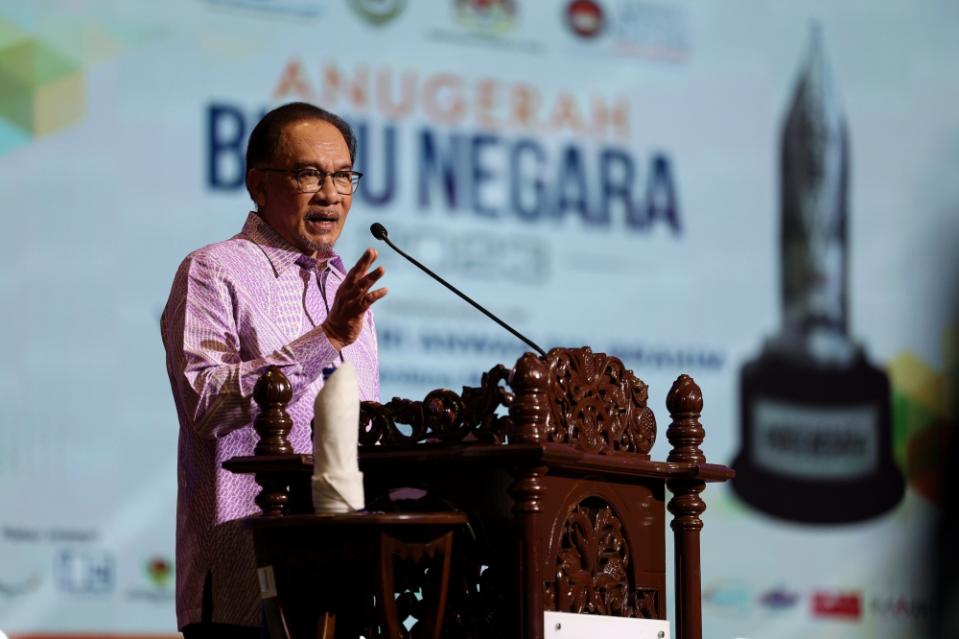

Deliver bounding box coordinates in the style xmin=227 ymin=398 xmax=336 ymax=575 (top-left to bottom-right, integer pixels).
xmin=0 ymin=1 xmax=956 ymax=637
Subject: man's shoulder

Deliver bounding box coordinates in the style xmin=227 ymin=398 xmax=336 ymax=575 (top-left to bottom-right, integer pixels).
xmin=179 ymin=233 xmax=265 ymax=275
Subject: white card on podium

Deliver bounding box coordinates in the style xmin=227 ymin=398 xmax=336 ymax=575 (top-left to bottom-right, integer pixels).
xmin=543 ymin=611 xmax=670 ymax=639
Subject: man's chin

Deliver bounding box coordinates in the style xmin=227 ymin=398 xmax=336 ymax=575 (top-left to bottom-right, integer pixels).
xmin=299 ymin=235 xmax=335 ymax=257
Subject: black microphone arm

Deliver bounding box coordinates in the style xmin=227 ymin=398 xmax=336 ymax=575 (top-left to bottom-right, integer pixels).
xmin=370 ymin=223 xmax=547 ymax=358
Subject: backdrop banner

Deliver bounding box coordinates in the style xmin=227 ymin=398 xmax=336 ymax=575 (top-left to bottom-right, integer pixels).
xmin=0 ymin=2 xmax=955 ymax=637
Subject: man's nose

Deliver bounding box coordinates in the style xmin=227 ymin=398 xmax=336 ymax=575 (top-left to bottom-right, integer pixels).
xmin=312 ymin=174 xmax=342 ymax=203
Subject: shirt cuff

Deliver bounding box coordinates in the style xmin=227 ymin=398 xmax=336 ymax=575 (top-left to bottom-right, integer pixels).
xmin=285 ymin=325 xmax=341 ymax=386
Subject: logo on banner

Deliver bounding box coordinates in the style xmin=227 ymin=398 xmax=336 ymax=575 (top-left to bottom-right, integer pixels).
xmin=703 ymin=581 xmax=752 ymax=617
xmin=126 ymin=555 xmax=175 ymax=602
xmin=565 ymin=0 xmax=605 ymax=38
xmin=424 ymin=0 xmax=539 ymax=52
xmin=455 ymin=0 xmax=518 ymax=35
xmin=563 ymin=0 xmax=689 ymax=62
xmin=811 ymin=591 xmax=862 ymax=620
xmin=146 ymin=556 xmax=173 ymax=588
xmin=349 ymin=0 xmax=406 ymax=25
xmin=759 ymin=586 xmax=800 ymax=610
xmin=869 ymin=594 xmax=931 ymax=621
xmin=55 ymin=549 xmax=115 ymax=594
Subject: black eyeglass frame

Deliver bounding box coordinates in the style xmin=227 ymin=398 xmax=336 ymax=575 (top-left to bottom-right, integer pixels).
xmin=257 ymin=167 xmax=364 ymax=195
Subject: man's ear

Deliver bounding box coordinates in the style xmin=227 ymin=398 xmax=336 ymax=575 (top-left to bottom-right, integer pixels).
xmin=246 ymin=168 xmax=266 ymax=210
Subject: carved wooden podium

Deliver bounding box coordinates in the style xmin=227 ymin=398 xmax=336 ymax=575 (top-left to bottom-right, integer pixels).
xmin=224 ymin=347 xmax=734 ymax=639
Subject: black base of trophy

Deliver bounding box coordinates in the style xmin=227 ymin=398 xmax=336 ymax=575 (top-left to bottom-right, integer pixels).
xmin=731 ymin=347 xmax=906 ymax=525
xmin=730 ymin=453 xmax=905 ymax=524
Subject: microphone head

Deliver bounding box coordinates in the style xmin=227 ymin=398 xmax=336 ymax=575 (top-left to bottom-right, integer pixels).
xmin=370 ymin=223 xmax=388 ymax=241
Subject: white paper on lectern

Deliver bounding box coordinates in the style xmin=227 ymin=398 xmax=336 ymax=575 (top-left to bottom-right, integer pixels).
xmin=311 ymin=361 xmax=364 ymax=513
xmin=543 ymin=611 xmax=670 ymax=639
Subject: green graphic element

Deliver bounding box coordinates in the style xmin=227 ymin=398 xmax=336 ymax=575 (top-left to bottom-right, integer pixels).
xmin=888 ymin=323 xmax=958 ymax=503
xmin=0 ymin=15 xmax=22 ymax=49
xmin=0 ymin=25 xmax=83 ymax=137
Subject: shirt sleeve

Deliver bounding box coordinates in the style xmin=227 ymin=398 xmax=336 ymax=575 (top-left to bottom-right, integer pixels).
xmin=367 ymin=310 xmax=380 ymax=403
xmin=162 ymin=252 xmax=340 ymax=439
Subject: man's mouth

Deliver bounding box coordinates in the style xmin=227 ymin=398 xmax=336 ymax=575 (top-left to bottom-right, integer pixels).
xmin=305 ymin=212 xmax=338 ymax=230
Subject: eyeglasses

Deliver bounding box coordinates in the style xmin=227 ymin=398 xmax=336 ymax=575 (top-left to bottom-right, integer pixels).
xmin=259 ymin=168 xmax=363 ymax=195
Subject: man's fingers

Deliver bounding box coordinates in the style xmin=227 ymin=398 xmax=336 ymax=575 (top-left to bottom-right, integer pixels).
xmin=355 ymin=247 xmax=377 ymax=275
xmin=364 ymin=287 xmax=388 ymax=306
xmin=356 ymin=266 xmax=385 ymax=291
xmin=344 ymin=247 xmax=379 ymax=284
xmin=324 ymin=251 xmax=385 ymax=349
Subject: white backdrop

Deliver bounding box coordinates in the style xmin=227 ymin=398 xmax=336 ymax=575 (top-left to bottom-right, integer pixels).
xmin=0 ymin=1 xmax=956 ymax=637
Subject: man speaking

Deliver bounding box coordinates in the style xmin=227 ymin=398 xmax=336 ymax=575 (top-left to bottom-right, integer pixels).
xmin=161 ymin=102 xmax=386 ymax=637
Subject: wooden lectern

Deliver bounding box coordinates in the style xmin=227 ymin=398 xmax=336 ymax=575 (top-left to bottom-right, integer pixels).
xmin=224 ymin=347 xmax=733 ymax=639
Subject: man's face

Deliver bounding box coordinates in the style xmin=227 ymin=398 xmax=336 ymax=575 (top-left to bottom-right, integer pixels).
xmin=250 ymin=119 xmax=353 ymax=256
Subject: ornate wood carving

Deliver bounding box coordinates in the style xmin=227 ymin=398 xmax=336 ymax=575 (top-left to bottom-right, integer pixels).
xmin=543 ymin=348 xmax=657 ymax=455
xmin=634 ymin=588 xmax=660 ymax=618
xmin=359 ymin=348 xmax=657 ymax=458
xmin=371 ymin=493 xmax=509 ymax=638
xmin=545 ymin=497 xmax=658 ymax=618
xmin=359 ymin=365 xmax=513 ymax=446
xmin=441 ymin=549 xmax=508 ymax=637
xmin=379 ymin=531 xmax=456 ymax=639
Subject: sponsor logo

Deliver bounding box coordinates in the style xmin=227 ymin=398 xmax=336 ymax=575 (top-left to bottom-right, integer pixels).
xmin=425 ymin=0 xmax=538 ymax=51
xmin=564 ymin=0 xmax=690 ymax=63
xmin=759 ymin=586 xmax=800 ymax=610
xmin=869 ymin=594 xmax=931 ymax=621
xmin=349 ymin=0 xmax=406 ymax=25
xmin=703 ymin=581 xmax=752 ymax=617
xmin=127 ymin=556 xmax=175 ymax=602
xmin=811 ymin=591 xmax=861 ymax=620
xmin=565 ymin=0 xmax=605 ymax=39
xmin=455 ymin=0 xmax=518 ymax=36
xmin=146 ymin=556 xmax=173 ymax=589
xmin=704 ymin=581 xmax=805 ymax=619
xmin=55 ymin=549 xmax=114 ymax=594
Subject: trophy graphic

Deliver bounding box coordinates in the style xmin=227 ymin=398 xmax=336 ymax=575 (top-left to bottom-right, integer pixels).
xmin=731 ymin=24 xmax=905 ymax=523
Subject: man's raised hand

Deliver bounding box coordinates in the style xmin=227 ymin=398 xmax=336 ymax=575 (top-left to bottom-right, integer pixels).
xmin=322 ymin=248 xmax=387 ymax=351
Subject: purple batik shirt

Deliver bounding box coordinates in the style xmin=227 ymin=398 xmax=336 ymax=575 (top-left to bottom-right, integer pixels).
xmin=161 ymin=212 xmax=379 ymax=629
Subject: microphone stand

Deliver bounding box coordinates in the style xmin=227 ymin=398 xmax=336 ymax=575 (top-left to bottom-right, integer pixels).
xmin=370 ymin=223 xmax=547 ymax=358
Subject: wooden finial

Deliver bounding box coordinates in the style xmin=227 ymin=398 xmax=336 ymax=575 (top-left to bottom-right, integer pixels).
xmin=665 ymin=374 xmax=708 ymax=638
xmin=253 ymin=366 xmax=294 ymax=456
xmin=508 ymin=352 xmax=549 ymax=444
xmin=666 ymin=374 xmax=706 ymax=465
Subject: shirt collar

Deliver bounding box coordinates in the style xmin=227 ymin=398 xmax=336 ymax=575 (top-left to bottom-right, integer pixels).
xmin=240 ymin=212 xmax=346 ymax=277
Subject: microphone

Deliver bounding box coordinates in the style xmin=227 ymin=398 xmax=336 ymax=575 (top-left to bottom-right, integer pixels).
xmin=369 ymin=223 xmax=547 ymax=358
